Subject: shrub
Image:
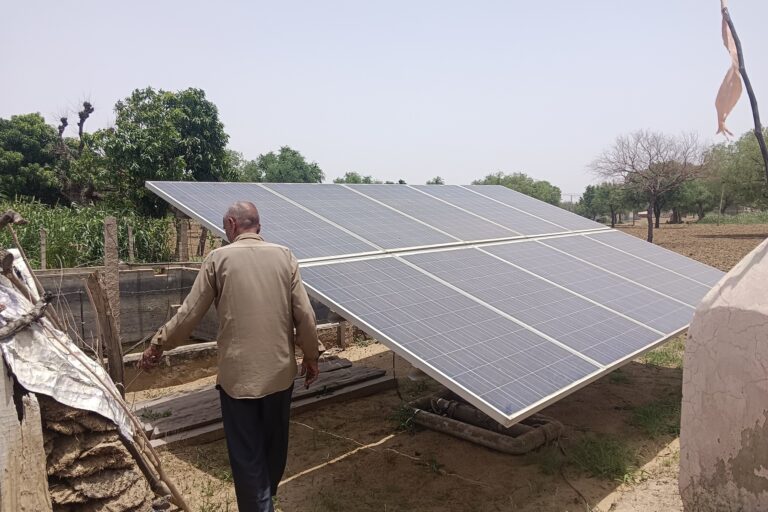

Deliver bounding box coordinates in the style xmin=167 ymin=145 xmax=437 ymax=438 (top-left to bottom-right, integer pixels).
xmin=697 ymin=211 xmax=768 ymax=224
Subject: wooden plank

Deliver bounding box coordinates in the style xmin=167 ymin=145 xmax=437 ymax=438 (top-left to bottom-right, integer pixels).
xmin=0 ymin=362 xmax=51 ymax=511
xmin=290 ymin=375 xmax=396 ymax=415
xmin=134 ymin=358 xmax=354 ymax=411
xmin=149 ymin=375 xmax=396 ymax=449
xmin=139 ymin=365 xmax=385 ymax=439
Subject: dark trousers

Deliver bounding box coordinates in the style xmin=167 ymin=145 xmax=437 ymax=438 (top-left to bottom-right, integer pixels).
xmin=219 ymin=384 xmax=293 ymax=512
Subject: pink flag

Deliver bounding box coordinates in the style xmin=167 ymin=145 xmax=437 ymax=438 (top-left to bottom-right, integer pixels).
xmin=716 ymin=0 xmax=742 ymax=136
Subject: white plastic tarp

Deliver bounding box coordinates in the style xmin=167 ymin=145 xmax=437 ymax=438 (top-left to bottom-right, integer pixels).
xmin=0 ymin=255 xmax=133 ymax=439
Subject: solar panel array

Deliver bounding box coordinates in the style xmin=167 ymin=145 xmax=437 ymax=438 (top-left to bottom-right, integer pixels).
xmin=147 ymin=182 xmax=724 ymax=426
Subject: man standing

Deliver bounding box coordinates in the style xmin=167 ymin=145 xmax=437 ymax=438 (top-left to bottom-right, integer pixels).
xmin=138 ymin=201 xmax=322 ymax=511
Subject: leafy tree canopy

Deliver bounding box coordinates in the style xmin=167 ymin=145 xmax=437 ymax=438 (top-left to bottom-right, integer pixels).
xmin=227 ymin=150 xmax=263 ymax=182
xmin=707 ymin=128 xmax=768 ymax=210
xmin=105 ymin=87 xmax=231 ymax=215
xmin=426 ymin=176 xmax=445 ymax=185
xmin=0 ymin=113 xmax=60 ymax=203
xmin=334 ymin=171 xmax=380 ymax=184
xmin=257 ymin=146 xmax=324 ymax=183
xmin=472 ymin=171 xmax=561 ymax=205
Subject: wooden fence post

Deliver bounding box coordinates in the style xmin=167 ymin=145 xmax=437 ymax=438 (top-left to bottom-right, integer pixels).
xmin=39 ymin=228 xmax=46 ymax=270
xmin=100 ymin=217 xmax=123 ymax=394
xmin=197 ymin=226 xmax=208 ymax=258
xmin=127 ymin=224 xmax=135 ymax=264
xmin=178 ymin=217 xmax=189 ymax=262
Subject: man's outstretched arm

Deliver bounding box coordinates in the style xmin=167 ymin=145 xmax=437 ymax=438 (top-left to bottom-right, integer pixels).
xmin=138 ymin=257 xmax=217 ymax=369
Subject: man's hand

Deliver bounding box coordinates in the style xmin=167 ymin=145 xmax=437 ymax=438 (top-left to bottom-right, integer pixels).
xmin=137 ymin=344 xmax=163 ymax=371
xmin=299 ymin=358 xmax=319 ymax=389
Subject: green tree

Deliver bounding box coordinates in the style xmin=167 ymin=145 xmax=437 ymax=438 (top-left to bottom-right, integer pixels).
xmin=105 ymin=87 xmax=231 ymax=215
xmin=256 ymin=146 xmax=324 ymax=183
xmin=707 ymin=128 xmax=768 ymax=212
xmin=472 ymin=172 xmax=561 ymax=205
xmin=592 ymin=182 xmax=625 ymax=228
xmin=665 ymin=180 xmax=716 ymax=222
xmin=227 ymin=150 xmax=263 ymax=182
xmin=426 ymin=176 xmax=445 ymax=185
xmin=0 ymin=113 xmax=60 ymax=203
xmin=333 ymin=171 xmax=379 ymax=184
xmin=576 ymin=185 xmax=599 ymax=220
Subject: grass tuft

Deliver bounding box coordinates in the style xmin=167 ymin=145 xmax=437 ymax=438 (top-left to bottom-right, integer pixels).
xmin=529 ymin=443 xmax=566 ymax=475
xmin=568 ymin=435 xmax=637 ymax=482
xmin=608 ymin=369 xmax=631 ymax=385
xmin=630 ymin=399 xmax=681 ymax=438
xmin=641 ymin=336 xmax=685 ymax=369
xmin=390 ymin=404 xmax=417 ymax=433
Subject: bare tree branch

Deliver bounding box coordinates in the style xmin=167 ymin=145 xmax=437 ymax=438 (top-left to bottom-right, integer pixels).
xmin=590 ymin=130 xmax=704 ymax=242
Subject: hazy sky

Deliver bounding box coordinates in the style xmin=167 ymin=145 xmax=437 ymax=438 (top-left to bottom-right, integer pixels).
xmin=2 ymin=1 xmax=767 ymax=195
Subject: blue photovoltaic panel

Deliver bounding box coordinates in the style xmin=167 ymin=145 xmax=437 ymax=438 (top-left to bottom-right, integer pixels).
xmin=402 ymin=248 xmax=661 ymax=365
xmin=484 ymin=241 xmax=696 ymax=334
xmin=264 ymin=184 xmax=456 ymax=249
xmin=346 ymin=184 xmax=518 ymax=241
xmin=410 ymin=185 xmax=571 ymax=236
xmin=148 ymin=181 xmax=722 ymax=426
xmin=301 ymin=257 xmax=599 ymax=418
xmin=146 ymin=182 xmax=379 ymax=260
xmin=465 ymin=185 xmax=605 ymax=231
xmin=540 ymin=235 xmax=712 ymax=305
xmin=586 ymin=230 xmax=724 ymax=287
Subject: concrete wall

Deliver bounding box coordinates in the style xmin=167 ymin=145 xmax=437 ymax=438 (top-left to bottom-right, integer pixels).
xmin=40 ymin=268 xmax=218 ymax=347
xmin=680 ymin=238 xmax=768 ymax=510
xmin=41 ymin=266 xmax=337 ymax=349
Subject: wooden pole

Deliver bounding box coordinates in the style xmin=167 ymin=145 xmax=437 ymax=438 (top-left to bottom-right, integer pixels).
xmin=718 ymin=184 xmax=725 ymax=225
xmin=722 ymin=6 xmax=768 ymax=182
xmin=85 ymin=272 xmax=124 ymax=396
xmin=101 ymin=216 xmax=124 ymax=395
xmin=178 ymin=217 xmax=189 ymax=262
xmin=127 ymin=224 xmax=135 ymax=264
xmin=196 ymin=226 xmax=208 ymax=258
xmin=103 ymin=217 xmax=120 ymax=337
xmin=39 ymin=228 xmax=46 ymax=270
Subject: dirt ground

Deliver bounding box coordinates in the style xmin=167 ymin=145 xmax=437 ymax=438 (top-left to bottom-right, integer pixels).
xmin=152 ymin=222 xmax=768 ymax=512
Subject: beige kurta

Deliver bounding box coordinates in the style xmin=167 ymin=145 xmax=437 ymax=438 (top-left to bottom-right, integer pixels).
xmin=152 ymin=232 xmax=322 ymax=398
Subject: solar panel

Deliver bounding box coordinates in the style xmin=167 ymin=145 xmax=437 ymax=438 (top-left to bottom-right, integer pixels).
xmin=410 ymin=185 xmax=577 ymax=236
xmin=263 ymin=184 xmax=456 ymax=250
xmin=465 ymin=185 xmax=605 ymax=231
xmin=301 ymin=257 xmax=600 ymax=419
xmin=539 ymin=235 xmax=711 ymax=305
xmin=345 ymin=184 xmax=518 ymax=241
xmin=585 ymin=230 xmax=724 ymax=286
xmin=401 ymin=248 xmax=662 ymax=365
xmin=147 ymin=181 xmax=725 ymax=426
xmin=483 ymin=241 xmax=698 ymax=333
xmin=147 ymin=182 xmax=379 ymax=260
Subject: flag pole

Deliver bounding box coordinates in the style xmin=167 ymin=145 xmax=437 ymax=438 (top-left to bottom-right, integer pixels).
xmin=721 ymin=3 xmax=768 ymax=182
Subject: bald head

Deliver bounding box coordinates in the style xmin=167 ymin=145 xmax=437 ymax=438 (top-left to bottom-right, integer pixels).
xmin=223 ymin=201 xmax=261 ymax=242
